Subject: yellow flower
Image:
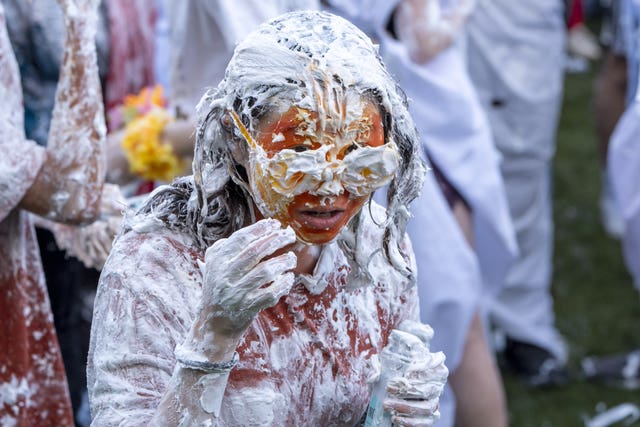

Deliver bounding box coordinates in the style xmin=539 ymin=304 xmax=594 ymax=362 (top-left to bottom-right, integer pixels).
xmin=123 ymin=85 xmax=165 ymax=109
xmin=149 ymin=85 xmax=165 ymax=108
xmin=121 ymin=108 xmax=182 ymax=182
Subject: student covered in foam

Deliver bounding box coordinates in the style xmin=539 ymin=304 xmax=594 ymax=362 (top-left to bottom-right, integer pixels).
xmin=87 ymin=10 xmax=447 ymax=426
xmin=0 ymin=0 xmax=106 ymax=424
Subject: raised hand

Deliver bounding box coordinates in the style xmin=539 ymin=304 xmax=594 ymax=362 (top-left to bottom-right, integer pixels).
xmin=56 ymin=0 xmax=100 ymax=19
xmin=50 ymin=184 xmax=126 ymax=269
xmin=394 ymin=0 xmax=474 ymax=64
xmin=0 ymin=4 xmax=25 ymax=143
xmin=183 ymin=218 xmax=297 ymax=356
xmin=160 ymin=220 xmax=296 ymax=424
xmin=383 ymin=321 xmax=449 ymax=427
xmin=178 ymin=218 xmax=298 ymax=364
xmin=201 ymin=218 xmax=298 ymax=332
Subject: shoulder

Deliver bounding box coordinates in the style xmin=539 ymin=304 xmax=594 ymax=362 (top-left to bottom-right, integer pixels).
xmin=355 ymin=202 xmax=419 ymax=324
xmin=354 ymin=200 xmax=417 ymax=289
xmin=110 ymin=216 xmax=199 ymax=270
xmin=88 ymin=224 xmax=198 ymax=426
xmin=359 ymin=200 xmax=415 ymax=261
xmin=355 ymin=200 xmax=388 ymax=245
xmin=101 ymin=177 xmax=205 ymax=302
xmin=98 ymin=216 xmax=203 ymax=320
xmin=91 ymin=220 xmax=204 ymax=378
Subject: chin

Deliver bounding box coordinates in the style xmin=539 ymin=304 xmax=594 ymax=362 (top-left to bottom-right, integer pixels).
xmin=293 ymin=225 xmax=343 ymax=245
xmin=295 ymin=232 xmax=340 ymax=245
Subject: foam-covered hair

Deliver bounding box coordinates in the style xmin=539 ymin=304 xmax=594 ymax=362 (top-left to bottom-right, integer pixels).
xmin=140 ymin=10 xmax=425 ymax=279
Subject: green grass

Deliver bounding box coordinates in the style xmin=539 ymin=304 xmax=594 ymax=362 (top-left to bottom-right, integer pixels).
xmin=504 ymin=66 xmax=640 ymax=426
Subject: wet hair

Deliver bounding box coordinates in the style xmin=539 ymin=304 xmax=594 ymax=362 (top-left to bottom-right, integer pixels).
xmin=135 ymin=10 xmax=425 ymax=280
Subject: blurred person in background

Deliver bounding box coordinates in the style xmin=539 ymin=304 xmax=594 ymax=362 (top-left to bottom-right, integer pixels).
xmin=4 ymin=0 xmax=156 ymax=424
xmin=0 ymin=0 xmax=106 ymax=424
xmin=594 ymin=0 xmax=627 ymax=238
xmin=582 ymin=0 xmax=640 ymax=389
xmin=466 ymin=0 xmax=571 ymax=387
xmin=324 ymin=0 xmax=516 ymax=425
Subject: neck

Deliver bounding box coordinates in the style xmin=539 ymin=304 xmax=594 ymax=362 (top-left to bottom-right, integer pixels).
xmin=291 ymin=243 xmax=322 ymax=275
xmin=252 ymin=206 xmax=322 ymax=276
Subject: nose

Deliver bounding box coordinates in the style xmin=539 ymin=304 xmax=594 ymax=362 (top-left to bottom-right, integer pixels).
xmin=313 ymin=166 xmax=344 ymax=196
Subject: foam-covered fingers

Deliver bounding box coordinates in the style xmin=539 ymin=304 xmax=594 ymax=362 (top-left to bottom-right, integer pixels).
xmin=397 ymin=321 xmax=434 ymax=348
xmin=206 ymin=219 xmax=277 ymax=255
xmin=386 ymin=377 xmax=444 ymax=402
xmin=384 ymin=396 xmax=438 ymax=415
xmin=232 ymin=227 xmax=297 ymax=269
xmin=228 ymin=251 xmax=297 ymax=303
xmin=390 ymin=413 xmax=439 ymax=427
xmin=56 ymin=0 xmax=100 ymax=18
xmin=389 ymin=353 xmax=447 ymax=388
xmin=205 ymin=219 xmax=292 ymax=263
xmin=238 ymin=252 xmax=297 ymax=288
xmin=244 ymin=253 xmax=297 ymax=306
xmin=245 ymin=270 xmax=296 ymax=311
xmin=383 ymin=397 xmax=440 ymax=426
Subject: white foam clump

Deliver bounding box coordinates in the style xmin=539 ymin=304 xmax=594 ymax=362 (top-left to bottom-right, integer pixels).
xmin=271 ymin=132 xmax=285 ymax=143
xmin=224 ymin=387 xmax=284 ymax=425
xmin=384 ymin=321 xmax=448 ymax=405
xmin=195 ymin=11 xmax=419 ymax=216
xmin=0 ymin=376 xmax=31 ymax=406
xmin=583 ymin=403 xmax=640 ymax=427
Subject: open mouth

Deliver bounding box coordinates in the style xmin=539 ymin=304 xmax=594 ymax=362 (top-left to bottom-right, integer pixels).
xmin=301 ymin=210 xmax=343 ymax=218
xmin=296 ymin=208 xmax=346 ymax=230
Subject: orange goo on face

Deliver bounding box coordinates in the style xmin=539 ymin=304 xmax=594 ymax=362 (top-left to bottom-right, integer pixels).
xmin=247 ymin=99 xmax=392 ymax=244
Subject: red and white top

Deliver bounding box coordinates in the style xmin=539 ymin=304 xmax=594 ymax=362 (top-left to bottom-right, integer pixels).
xmin=88 ymin=203 xmax=418 ymax=426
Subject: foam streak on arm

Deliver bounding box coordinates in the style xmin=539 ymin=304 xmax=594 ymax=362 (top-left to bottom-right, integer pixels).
xmin=20 ymin=0 xmax=106 ymax=224
xmin=150 ymin=367 xmax=233 ymax=426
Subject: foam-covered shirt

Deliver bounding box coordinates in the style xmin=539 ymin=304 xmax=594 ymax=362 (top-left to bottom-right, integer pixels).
xmin=88 ymin=202 xmax=418 ymax=426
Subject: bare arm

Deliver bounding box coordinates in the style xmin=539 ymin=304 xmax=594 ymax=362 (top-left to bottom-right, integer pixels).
xmin=0 ymin=3 xmax=48 ymax=221
xmin=32 ymin=183 xmax=126 ymax=270
xmin=106 ymin=119 xmax=196 ymax=185
xmin=394 ymin=0 xmax=476 ymax=64
xmin=20 ymin=0 xmax=106 ymax=224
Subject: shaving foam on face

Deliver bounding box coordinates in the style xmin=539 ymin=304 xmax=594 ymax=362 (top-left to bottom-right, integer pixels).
xmin=182 ymin=10 xmax=426 ymax=284
xmin=195 ymin=10 xmax=418 ymax=215
xmin=231 ymin=101 xmax=398 ymax=225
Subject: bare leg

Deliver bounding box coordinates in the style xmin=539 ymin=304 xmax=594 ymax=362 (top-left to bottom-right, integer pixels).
xmin=450 ymin=312 xmax=508 ymax=427
xmin=594 ymin=51 xmax=627 ymax=237
xmin=594 ymin=51 xmax=627 ymax=167
xmin=448 ymin=200 xmax=508 ymax=427
xmin=451 ymin=198 xmax=474 ymax=247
